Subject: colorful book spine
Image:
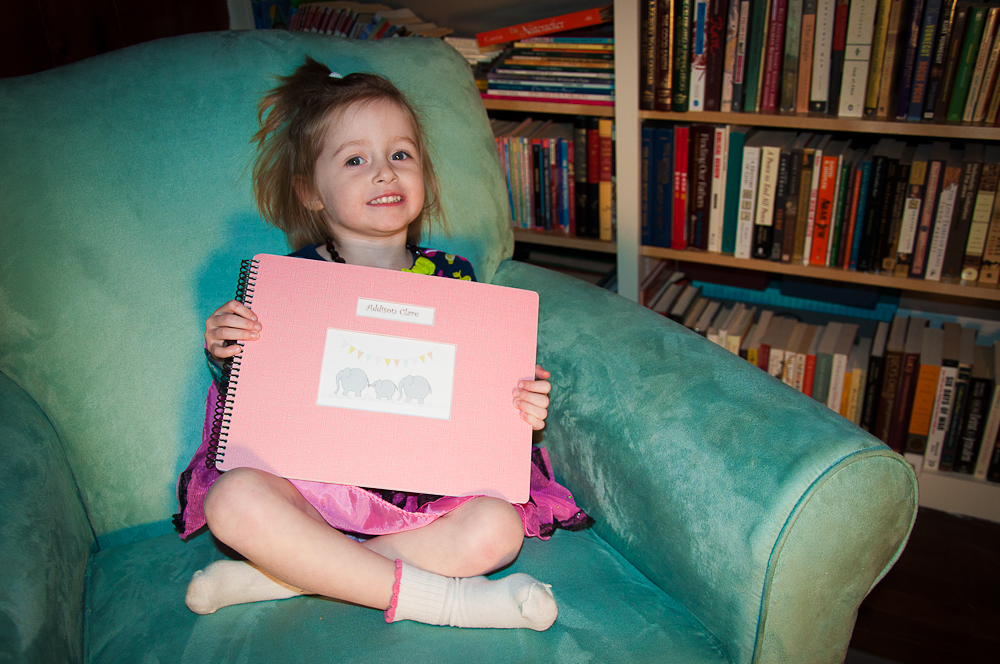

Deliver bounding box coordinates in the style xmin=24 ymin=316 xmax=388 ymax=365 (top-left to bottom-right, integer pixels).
xmin=732 ymin=0 xmax=753 ymax=112
xmin=674 ymin=0 xmax=694 ymax=111
xmin=865 ymin=0 xmax=895 ymax=117
xmin=907 ymin=0 xmax=944 ymax=121
xmin=760 ymin=0 xmax=789 ymax=113
xmin=735 ymin=135 xmax=763 ymax=259
xmin=688 ymin=124 xmax=714 ymax=249
xmin=690 ymin=0 xmax=710 ymax=110
xmin=810 ymin=0 xmax=837 ymax=113
xmin=923 ymin=0 xmax=960 ymax=120
xmin=963 ymin=152 xmax=1000 ymax=283
xmin=798 ymin=0 xmax=818 ymax=113
xmin=895 ymin=0 xmax=928 ymax=120
xmin=476 ymin=6 xmax=612 ymax=46
xmin=673 ymin=124 xmax=691 ymax=248
xmin=704 ymin=0 xmax=728 ymax=110
xmin=838 ymin=0 xmax=878 ymax=117
xmin=721 ymin=0 xmax=741 ymax=112
xmin=598 ymin=119 xmax=614 ymax=241
xmin=962 ymin=8 xmax=1000 ymax=123
xmin=947 ymin=6 xmax=989 ymax=122
xmin=722 ymin=127 xmax=750 ymax=253
xmin=709 ymin=125 xmax=730 ymax=252
xmin=826 ymin=0 xmax=851 ymax=115
xmin=656 ymin=0 xmax=676 ymax=111
xmin=811 ymin=151 xmax=840 ymax=264
xmin=781 ymin=0 xmax=805 ymax=112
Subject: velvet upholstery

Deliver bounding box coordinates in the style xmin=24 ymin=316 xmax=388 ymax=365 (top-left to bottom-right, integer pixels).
xmin=0 ymin=31 xmax=916 ymax=663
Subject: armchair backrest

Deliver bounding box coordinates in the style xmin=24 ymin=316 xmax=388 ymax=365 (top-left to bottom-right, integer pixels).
xmin=0 ymin=31 xmax=512 ymax=546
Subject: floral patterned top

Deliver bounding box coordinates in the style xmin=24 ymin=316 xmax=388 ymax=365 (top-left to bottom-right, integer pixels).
xmin=288 ymin=244 xmax=477 ymax=282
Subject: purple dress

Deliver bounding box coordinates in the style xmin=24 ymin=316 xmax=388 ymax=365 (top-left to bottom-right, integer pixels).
xmin=174 ymin=247 xmax=592 ymax=540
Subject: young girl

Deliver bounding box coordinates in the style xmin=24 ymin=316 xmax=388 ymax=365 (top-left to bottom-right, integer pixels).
xmin=173 ymin=57 xmax=591 ymax=631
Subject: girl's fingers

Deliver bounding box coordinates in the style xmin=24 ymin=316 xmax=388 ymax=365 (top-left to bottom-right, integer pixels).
xmin=534 ymin=364 xmax=551 ymax=381
xmin=516 ymin=379 xmax=551 ymax=396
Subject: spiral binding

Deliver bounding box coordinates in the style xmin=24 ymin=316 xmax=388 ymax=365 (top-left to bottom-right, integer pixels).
xmin=206 ymin=258 xmax=260 ymax=469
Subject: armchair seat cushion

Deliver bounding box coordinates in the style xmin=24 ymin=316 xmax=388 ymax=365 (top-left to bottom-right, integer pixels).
xmin=85 ymin=530 xmax=727 ymax=663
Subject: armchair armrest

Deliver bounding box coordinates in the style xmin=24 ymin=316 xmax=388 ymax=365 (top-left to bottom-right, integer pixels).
xmin=493 ymin=261 xmax=917 ymax=664
xmin=0 ymin=371 xmax=95 ymax=663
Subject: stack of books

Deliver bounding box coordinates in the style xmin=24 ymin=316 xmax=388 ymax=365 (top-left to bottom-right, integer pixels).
xmin=491 ymin=116 xmax=615 ymax=241
xmin=642 ymin=264 xmax=1000 ymax=481
xmin=643 ymin=124 xmax=1000 ymax=288
xmin=443 ymin=38 xmax=507 ymax=92
xmin=477 ymin=6 xmax=615 ymax=106
xmin=641 ymin=0 xmax=1000 ymax=123
xmin=284 ymin=2 xmax=453 ymax=38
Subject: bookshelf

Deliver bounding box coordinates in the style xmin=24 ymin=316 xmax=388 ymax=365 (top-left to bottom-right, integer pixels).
xmin=610 ymin=0 xmax=1000 ymax=520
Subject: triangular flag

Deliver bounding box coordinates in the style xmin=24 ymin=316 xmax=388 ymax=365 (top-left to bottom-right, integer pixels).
xmin=427 ymin=351 xmax=433 ymax=361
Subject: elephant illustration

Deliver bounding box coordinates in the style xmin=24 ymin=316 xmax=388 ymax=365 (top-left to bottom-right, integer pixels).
xmin=398 ymin=375 xmax=432 ymax=404
xmin=335 ymin=368 xmax=369 ymax=397
xmin=371 ymin=379 xmax=397 ymax=400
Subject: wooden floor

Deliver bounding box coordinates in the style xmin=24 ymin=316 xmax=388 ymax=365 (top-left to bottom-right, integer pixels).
xmin=848 ymin=507 xmax=1000 ymax=664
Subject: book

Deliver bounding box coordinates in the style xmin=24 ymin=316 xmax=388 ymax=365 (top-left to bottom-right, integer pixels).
xmin=940 ymin=326 xmax=978 ymax=471
xmin=721 ymin=0 xmax=741 ymax=111
xmin=954 ymin=343 xmax=995 ymax=474
xmin=874 ymin=315 xmax=909 ymax=443
xmin=642 ymin=127 xmax=654 ymax=245
xmin=724 ymin=305 xmax=756 ymax=354
xmin=753 ymin=132 xmax=795 ymax=260
xmin=704 ymin=0 xmax=729 ymax=110
xmin=894 ymin=143 xmax=932 ymax=277
xmin=906 ymin=0 xmax=944 ymax=120
xmin=887 ymin=317 xmax=928 ymax=453
xmin=793 ymin=324 xmax=821 ymax=392
xmin=693 ymin=299 xmax=722 ymax=335
xmin=797 ymin=0 xmax=818 ymax=113
xmin=811 ymin=139 xmax=848 ymax=265
xmin=765 ymin=316 xmax=800 ymax=378
xmin=574 ymin=118 xmax=590 ymax=237
xmin=924 ymin=149 xmax=964 ymax=282
xmin=802 ymin=322 xmax=825 ymax=396
xmin=780 ymin=0 xmax=805 ymax=112
xmin=781 ymin=133 xmax=813 ymax=262
xmin=856 ymin=138 xmax=895 ymax=272
xmin=652 ymin=126 xmax=675 ymax=247
xmin=735 ymin=129 xmax=767 ymax=258
xmin=947 ymin=5 xmax=989 ymax=122
xmin=674 ymin=0 xmax=694 ymax=110
xmin=670 ymin=283 xmax=703 ymax=323
xmin=980 ymin=183 xmax=1000 ymax=285
xmin=924 ymin=322 xmax=963 ymax=472
xmin=598 ymin=118 xmax=614 ymax=241
xmin=876 ymin=0 xmax=911 ymax=119
xmin=810 ymin=0 xmax=837 ymax=113
xmin=745 ymin=309 xmax=775 ymax=365
xmin=827 ymin=322 xmax=859 ymax=413
xmin=845 ymin=336 xmax=872 ymax=423
xmin=848 ymin=145 xmax=875 ymax=270
xmin=974 ymin=341 xmax=1000 ymax=480
xmin=877 ymin=143 xmax=913 ymax=273
xmin=961 ymin=7 xmax=1000 ymax=123
xmin=683 ymin=296 xmax=711 ymax=329
xmin=801 ymin=133 xmax=833 ymax=264
xmin=689 ymin=124 xmax=715 ymax=249
xmin=864 ymin=0 xmax=896 ymax=117
xmin=826 ymin=0 xmax=851 ymax=116
xmin=895 ymin=0 xmax=928 ymax=120
xmin=212 ymin=254 xmax=538 ymax=502
xmin=641 ymin=1 xmax=661 ymax=110
xmin=723 ymin=126 xmax=752 ymax=253
xmin=656 ymin=0 xmax=676 ymax=111
xmin=906 ymin=326 xmax=944 ymax=454
xmin=476 ymin=5 xmax=613 ymax=46
xmin=673 ymin=124 xmax=691 ymax=248
xmin=961 ymin=144 xmax=1000 ymax=284
xmin=813 ymin=321 xmax=844 ymax=405
xmin=909 ymin=142 xmax=949 ymax=279
xmin=923 ymin=0 xmax=960 ymax=120
xmin=709 ymin=124 xmax=731 ymax=252
xmin=939 ymin=143 xmax=985 ymax=282
xmin=690 ymin=0 xmax=710 ymax=110
xmin=973 ymin=12 xmax=1000 ymax=122
xmin=744 ymin=0 xmax=774 ymax=112
xmin=780 ymin=321 xmax=809 ymax=385
xmin=760 ymin=0 xmax=789 ymax=113
xmin=707 ymin=304 xmax=735 ymax=344
xmin=860 ymin=319 xmax=890 ymax=432
xmin=932 ymin=2 xmax=971 ymax=121
xmin=838 ymin=0 xmax=878 ymax=117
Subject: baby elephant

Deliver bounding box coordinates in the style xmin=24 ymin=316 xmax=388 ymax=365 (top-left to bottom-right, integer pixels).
xmin=371 ymin=379 xmax=397 ymax=400
xmin=398 ymin=375 xmax=432 ymax=404
xmin=335 ymin=367 xmax=369 ymax=397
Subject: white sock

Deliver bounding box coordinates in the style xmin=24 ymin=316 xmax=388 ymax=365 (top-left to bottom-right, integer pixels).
xmin=385 ymin=560 xmax=558 ymax=630
xmin=185 ymin=560 xmax=305 ymax=614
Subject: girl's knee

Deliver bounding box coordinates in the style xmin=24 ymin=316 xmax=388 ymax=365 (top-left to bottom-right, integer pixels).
xmin=464 ymin=498 xmax=524 ymax=570
xmin=203 ymin=468 xmax=272 ymax=535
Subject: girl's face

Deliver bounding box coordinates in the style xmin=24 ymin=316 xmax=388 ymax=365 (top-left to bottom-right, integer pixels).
xmin=304 ymin=99 xmax=425 ymax=244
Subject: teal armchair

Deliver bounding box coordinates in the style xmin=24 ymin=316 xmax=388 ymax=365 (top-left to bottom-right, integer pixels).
xmin=0 ymin=31 xmax=916 ymax=663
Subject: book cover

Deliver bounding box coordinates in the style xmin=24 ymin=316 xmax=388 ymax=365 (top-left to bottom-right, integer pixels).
xmin=940 ymin=143 xmax=985 ymax=282
xmin=922 ymin=0 xmax=959 ymax=120
xmin=797 ymin=0 xmax=818 ymax=113
xmin=939 ymin=326 xmax=978 ymax=471
xmin=923 ymin=149 xmax=964 ymax=282
xmin=673 ymin=124 xmax=691 ymax=248
xmin=780 ymin=0 xmax=805 ymax=112
xmin=688 ymin=124 xmax=715 ymax=249
xmin=476 ymin=5 xmax=612 ymax=46
xmin=947 ymin=5 xmax=988 ymax=122
xmin=709 ymin=124 xmax=731 ymax=252
xmin=802 ymin=133 xmax=833 ymax=264
xmin=810 ymin=0 xmax=837 ymax=113
xmin=894 ymin=143 xmax=932 ymax=277
xmin=909 ymin=141 xmax=949 ymax=279
xmin=861 ymin=320 xmax=891 ymax=432
xmin=214 ymin=254 xmax=538 ymax=502
xmin=674 ymin=0 xmax=694 ymax=110
xmin=690 ymin=0 xmax=710 ymax=110
xmin=954 ymin=344 xmax=995 ymax=474
xmin=838 ymin=0 xmax=878 ymax=117
xmin=760 ymin=0 xmax=790 ymax=113
xmin=735 ymin=130 xmax=768 ymax=258
xmin=907 ymin=0 xmax=944 ymax=120
xmin=924 ymin=322 xmax=962 ymax=471
xmin=973 ymin=341 xmax=1000 ymax=480
xmin=810 ymin=140 xmax=846 ymax=265
xmin=875 ymin=316 xmax=910 ymax=443
xmin=865 ymin=0 xmax=896 ymax=117
xmin=906 ymin=326 xmax=944 ymax=454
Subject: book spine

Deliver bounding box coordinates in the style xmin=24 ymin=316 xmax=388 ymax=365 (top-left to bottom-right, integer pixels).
xmin=793 ymin=149 xmax=815 ymax=263
xmin=840 ymin=162 xmax=863 ymax=268
xmin=798 ymin=0 xmax=818 ymax=113
xmin=587 ymin=118 xmax=601 ymax=238
xmin=974 ymin=374 xmax=1000 ymax=479
xmin=830 ymin=153 xmax=853 ymax=266
xmin=907 ymin=362 xmax=942 ymax=454
xmin=574 ymin=119 xmax=588 ymax=237
xmin=849 ymin=159 xmax=873 ymax=270
xmin=745 ymin=0 xmax=774 ymax=112
xmin=948 ymin=7 xmax=988 ymax=122
xmin=641 ymin=0 xmax=660 ymax=110
xmin=704 ymin=0 xmax=728 ymax=110
xmin=722 ymin=129 xmax=747 ymax=253
xmin=933 ymin=4 xmax=971 ymax=121
xmin=656 ymin=0 xmax=676 ymax=111
xmin=673 ymin=125 xmax=691 ymax=248
xmin=753 ymin=143 xmax=782 ymax=259
xmin=761 ymin=0 xmax=789 ymax=113
xmin=689 ymin=125 xmax=714 ymax=249
xmin=962 ymin=9 xmax=1000 ymax=122
xmin=810 ymin=0 xmax=837 ymax=113
xmin=810 ymin=153 xmax=839 ymax=264
xmin=881 ymin=161 xmax=912 ymax=273
xmin=939 ymin=362 xmax=973 ymax=470
xmin=909 ymin=159 xmax=943 ymax=278
xmin=802 ymin=143 xmax=826 ymax=264
xmin=772 ymin=148 xmax=793 ymax=261
xmin=924 ymin=163 xmax=961 ymax=281
xmin=941 ymin=158 xmax=984 ymax=281
xmin=876 ymin=0 xmax=909 ymax=119
xmin=895 ymin=0 xmax=928 ymax=120
xmin=827 ymin=0 xmax=851 ymax=115
xmin=875 ymin=350 xmax=904 ymax=443
xmin=964 ymin=170 xmax=1000 ymax=282
xmin=598 ymin=119 xmax=614 ymax=241
xmin=838 ymin=0 xmax=877 ymax=118
xmin=736 ymin=142 xmax=762 ymax=258
xmin=674 ymin=0 xmax=694 ymax=111
xmin=924 ymin=364 xmax=958 ymax=472
xmin=894 ymin=158 xmax=928 ymax=276
xmin=781 ymin=0 xmax=804 ymax=112
xmin=476 ymin=6 xmax=610 ymax=46
xmin=654 ymin=128 xmax=675 ymax=247
xmin=782 ymin=146 xmax=804 ymax=261
xmin=691 ymin=0 xmax=710 ymax=110
xmin=923 ymin=0 xmax=959 ymax=120
xmin=887 ymin=350 xmax=920 ymax=452
xmin=980 ymin=193 xmax=1000 ymax=285
xmin=709 ymin=125 xmax=730 ymax=252
xmin=861 ymin=353 xmax=886 ymax=432
xmin=973 ymin=22 xmax=1000 ymax=122
xmin=954 ymin=376 xmax=992 ymax=474
xmin=865 ymin=0 xmax=894 ymax=117
xmin=721 ymin=0 xmax=741 ymax=111
xmin=907 ymin=0 xmax=943 ymax=121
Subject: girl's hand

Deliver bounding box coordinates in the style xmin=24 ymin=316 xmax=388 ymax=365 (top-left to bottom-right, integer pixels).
xmin=513 ymin=365 xmax=551 ymax=430
xmin=205 ymin=300 xmax=260 ymax=360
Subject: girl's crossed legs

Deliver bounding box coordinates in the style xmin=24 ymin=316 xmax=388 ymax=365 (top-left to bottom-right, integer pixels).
xmin=186 ymin=468 xmax=557 ymax=630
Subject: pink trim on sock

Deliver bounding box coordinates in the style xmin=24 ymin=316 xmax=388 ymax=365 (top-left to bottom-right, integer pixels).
xmin=384 ymin=559 xmax=404 ymax=623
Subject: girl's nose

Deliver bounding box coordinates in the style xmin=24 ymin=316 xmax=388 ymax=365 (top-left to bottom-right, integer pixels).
xmin=373 ymin=159 xmax=398 ymax=184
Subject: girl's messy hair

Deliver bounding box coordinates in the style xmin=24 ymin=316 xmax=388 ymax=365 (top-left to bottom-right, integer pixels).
xmin=251 ymin=56 xmax=444 ymax=249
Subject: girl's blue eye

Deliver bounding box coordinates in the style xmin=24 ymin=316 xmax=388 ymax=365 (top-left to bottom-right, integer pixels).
xmin=392 ymin=151 xmax=410 ymax=161
xmin=346 ymin=156 xmax=363 ymax=166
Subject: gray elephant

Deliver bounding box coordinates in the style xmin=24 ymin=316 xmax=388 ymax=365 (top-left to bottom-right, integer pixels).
xmin=371 ymin=379 xmax=397 ymax=400
xmin=398 ymin=375 xmax=432 ymax=404
xmin=335 ymin=367 xmax=369 ymax=397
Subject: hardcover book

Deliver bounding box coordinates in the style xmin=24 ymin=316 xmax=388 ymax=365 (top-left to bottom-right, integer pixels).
xmin=212 ymin=254 xmax=539 ymax=503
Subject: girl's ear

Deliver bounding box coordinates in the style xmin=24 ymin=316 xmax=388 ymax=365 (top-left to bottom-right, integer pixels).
xmin=293 ymin=175 xmax=324 ymax=211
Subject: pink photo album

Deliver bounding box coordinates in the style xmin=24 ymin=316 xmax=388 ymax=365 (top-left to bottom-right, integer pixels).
xmin=212 ymin=253 xmax=539 ymax=503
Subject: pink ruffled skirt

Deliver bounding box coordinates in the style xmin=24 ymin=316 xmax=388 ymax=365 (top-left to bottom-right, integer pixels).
xmin=174 ymin=381 xmax=591 ymax=540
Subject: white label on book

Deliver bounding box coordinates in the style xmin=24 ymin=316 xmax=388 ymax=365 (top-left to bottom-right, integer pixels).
xmin=317 ymin=329 xmax=456 ymax=421
xmin=357 ymin=298 xmax=435 ymax=326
